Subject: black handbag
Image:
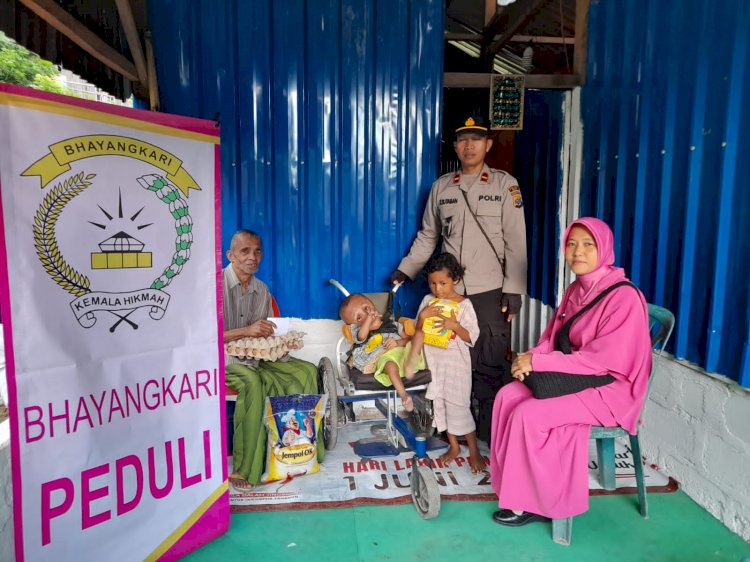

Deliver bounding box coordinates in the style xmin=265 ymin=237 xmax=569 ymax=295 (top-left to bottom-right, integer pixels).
xmin=523 ymin=281 xmax=636 ymax=399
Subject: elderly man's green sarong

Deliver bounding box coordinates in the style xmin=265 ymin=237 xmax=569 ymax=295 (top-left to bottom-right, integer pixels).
xmin=226 ymin=357 xmax=325 ymax=485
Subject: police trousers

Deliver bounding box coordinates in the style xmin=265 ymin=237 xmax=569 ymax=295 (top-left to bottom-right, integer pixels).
xmin=467 ymin=288 xmax=513 ymax=442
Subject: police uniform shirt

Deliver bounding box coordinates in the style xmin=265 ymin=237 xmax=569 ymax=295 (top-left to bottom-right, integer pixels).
xmin=397 ymin=163 xmax=527 ymax=296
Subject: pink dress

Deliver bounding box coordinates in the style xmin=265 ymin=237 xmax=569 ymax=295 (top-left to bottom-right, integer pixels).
xmin=490 ymin=217 xmax=652 ymax=518
xmin=419 ymin=295 xmax=480 ymax=436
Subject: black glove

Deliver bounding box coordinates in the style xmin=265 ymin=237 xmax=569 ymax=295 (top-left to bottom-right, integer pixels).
xmin=500 ymin=293 xmax=522 ymax=316
xmin=389 ymin=269 xmax=409 ymax=286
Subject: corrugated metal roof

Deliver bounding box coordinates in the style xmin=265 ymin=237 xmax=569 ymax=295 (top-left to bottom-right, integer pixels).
xmin=1 ymin=0 xmax=580 ymax=105
xmin=0 ymin=0 xmax=142 ymax=101
xmin=447 ymin=40 xmax=528 ymax=74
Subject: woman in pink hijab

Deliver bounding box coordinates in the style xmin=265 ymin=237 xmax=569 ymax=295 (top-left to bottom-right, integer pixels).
xmin=489 ymin=217 xmax=652 ymax=526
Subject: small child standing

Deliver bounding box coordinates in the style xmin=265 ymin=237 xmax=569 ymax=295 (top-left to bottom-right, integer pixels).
xmin=408 ymin=253 xmax=485 ymax=473
xmin=339 ymin=293 xmax=426 ymax=412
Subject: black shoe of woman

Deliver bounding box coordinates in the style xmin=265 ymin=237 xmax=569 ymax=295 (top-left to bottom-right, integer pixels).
xmin=492 ymin=509 xmax=549 ymax=526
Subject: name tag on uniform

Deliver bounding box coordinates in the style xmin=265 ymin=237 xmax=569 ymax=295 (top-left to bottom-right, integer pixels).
xmin=438 ymin=197 xmax=458 ymax=205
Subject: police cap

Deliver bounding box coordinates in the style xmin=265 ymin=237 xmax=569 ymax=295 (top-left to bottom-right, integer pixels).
xmin=455 ymin=114 xmax=488 ymax=136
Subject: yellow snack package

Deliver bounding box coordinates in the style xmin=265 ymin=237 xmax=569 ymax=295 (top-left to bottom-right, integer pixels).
xmin=422 ymin=298 xmax=459 ymax=348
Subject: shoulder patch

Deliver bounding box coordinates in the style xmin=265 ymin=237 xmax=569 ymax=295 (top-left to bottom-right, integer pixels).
xmin=512 ymin=193 xmax=523 ymax=208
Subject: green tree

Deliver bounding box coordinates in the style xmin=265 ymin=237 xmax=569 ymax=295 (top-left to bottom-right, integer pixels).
xmin=0 ymin=32 xmax=68 ymax=94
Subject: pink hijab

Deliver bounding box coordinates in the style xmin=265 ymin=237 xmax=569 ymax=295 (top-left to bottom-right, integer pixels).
xmin=563 ymin=216 xmax=625 ymax=307
xmin=529 ymin=217 xmax=653 ymax=432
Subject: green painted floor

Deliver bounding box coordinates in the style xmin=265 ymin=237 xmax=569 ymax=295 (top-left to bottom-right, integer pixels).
xmin=186 ymin=491 xmax=749 ymax=562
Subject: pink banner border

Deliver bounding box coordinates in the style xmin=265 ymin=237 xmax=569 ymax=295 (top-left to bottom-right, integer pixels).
xmin=0 ymin=83 xmax=220 ymax=138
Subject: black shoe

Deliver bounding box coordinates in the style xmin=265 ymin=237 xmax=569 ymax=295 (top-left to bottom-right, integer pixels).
xmin=492 ymin=509 xmax=549 ymax=526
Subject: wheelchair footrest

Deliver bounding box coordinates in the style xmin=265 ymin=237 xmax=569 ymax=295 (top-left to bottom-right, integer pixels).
xmin=353 ymin=436 xmax=448 ymax=459
xmin=354 ymin=440 xmax=402 ymax=458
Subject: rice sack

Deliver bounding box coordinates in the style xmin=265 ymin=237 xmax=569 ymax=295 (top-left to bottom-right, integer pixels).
xmin=262 ymin=394 xmax=328 ymax=482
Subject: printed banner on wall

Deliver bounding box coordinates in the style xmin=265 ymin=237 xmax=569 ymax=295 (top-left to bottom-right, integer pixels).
xmin=0 ymin=84 xmax=228 ymax=561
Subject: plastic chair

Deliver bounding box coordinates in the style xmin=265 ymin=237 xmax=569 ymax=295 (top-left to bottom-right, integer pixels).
xmin=552 ymin=303 xmax=676 ymax=545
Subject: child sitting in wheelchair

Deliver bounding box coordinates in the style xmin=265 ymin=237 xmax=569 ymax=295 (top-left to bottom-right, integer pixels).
xmin=339 ymin=293 xmax=426 ymax=412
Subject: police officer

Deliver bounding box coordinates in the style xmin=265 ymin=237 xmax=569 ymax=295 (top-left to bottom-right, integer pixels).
xmin=390 ymin=114 xmax=527 ymax=442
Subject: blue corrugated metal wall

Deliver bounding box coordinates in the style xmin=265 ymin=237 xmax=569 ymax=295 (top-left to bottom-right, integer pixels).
xmin=515 ymin=90 xmax=563 ymax=307
xmin=582 ymin=0 xmax=750 ymax=386
xmin=147 ymin=0 xmax=444 ymax=319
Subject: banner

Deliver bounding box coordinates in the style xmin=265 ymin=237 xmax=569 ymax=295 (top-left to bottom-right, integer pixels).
xmin=0 ymin=84 xmax=228 ymax=561
xmin=229 ymin=421 xmax=670 ymax=510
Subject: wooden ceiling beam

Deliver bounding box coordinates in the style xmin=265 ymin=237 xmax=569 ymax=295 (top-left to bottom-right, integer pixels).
xmin=17 ymin=0 xmax=139 ymax=82
xmin=444 ymin=72 xmax=582 ymax=89
xmin=446 ymin=33 xmax=575 ymax=45
xmin=145 ymin=31 xmax=160 ymax=111
xmin=485 ymin=0 xmax=497 ymax=26
xmin=482 ymin=0 xmax=552 ymax=60
xmin=574 ymin=0 xmax=590 ymax=82
xmin=115 ymin=0 xmax=148 ymax=85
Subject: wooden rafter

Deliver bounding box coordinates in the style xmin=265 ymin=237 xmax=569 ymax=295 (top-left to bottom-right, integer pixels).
xmin=485 ymin=0 xmax=497 ymax=26
xmin=574 ymin=0 xmax=590 ymax=82
xmin=481 ymin=0 xmax=552 ymax=61
xmin=444 ymin=72 xmax=581 ymax=89
xmin=17 ymin=0 xmax=139 ymax=82
xmin=446 ymin=33 xmax=575 ymax=45
xmin=145 ymin=31 xmax=160 ymax=111
xmin=115 ymin=0 xmax=148 ymax=85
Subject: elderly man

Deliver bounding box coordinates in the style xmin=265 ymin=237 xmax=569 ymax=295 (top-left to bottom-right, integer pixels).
xmin=223 ymin=229 xmax=322 ymax=488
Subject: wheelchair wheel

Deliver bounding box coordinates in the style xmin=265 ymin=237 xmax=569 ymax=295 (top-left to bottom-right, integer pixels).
xmin=317 ymin=357 xmax=339 ymax=450
xmin=411 ymin=464 xmax=440 ymax=519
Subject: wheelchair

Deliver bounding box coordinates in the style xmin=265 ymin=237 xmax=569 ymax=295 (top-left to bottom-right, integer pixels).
xmin=316 ymin=279 xmax=444 ymax=519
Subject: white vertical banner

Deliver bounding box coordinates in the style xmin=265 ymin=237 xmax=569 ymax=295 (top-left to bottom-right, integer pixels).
xmin=0 ymin=84 xmax=228 ymax=561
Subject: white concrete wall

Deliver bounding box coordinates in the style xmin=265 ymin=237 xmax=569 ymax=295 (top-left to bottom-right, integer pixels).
xmin=287 ymin=318 xmax=341 ymax=367
xmin=641 ymin=355 xmax=750 ymax=541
